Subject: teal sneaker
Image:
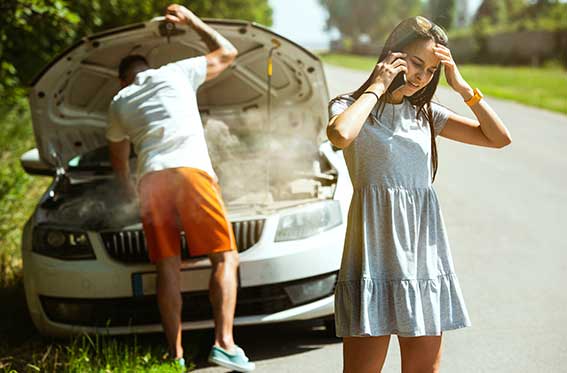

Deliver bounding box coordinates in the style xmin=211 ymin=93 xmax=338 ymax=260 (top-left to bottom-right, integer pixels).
xmin=161 ymin=353 xmax=186 ymax=372
xmin=208 ymin=345 xmax=255 ymax=372
xmin=174 ymin=357 xmax=186 ymax=370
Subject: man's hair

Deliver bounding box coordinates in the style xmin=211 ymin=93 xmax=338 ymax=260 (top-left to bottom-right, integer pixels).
xmin=118 ymin=55 xmax=148 ymax=80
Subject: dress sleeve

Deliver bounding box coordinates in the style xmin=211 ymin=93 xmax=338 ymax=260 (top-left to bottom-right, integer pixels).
xmin=106 ymin=101 xmax=129 ymax=142
xmin=171 ymin=56 xmax=208 ymax=91
xmin=328 ymin=96 xmax=353 ymax=119
xmin=430 ymin=102 xmax=452 ymax=137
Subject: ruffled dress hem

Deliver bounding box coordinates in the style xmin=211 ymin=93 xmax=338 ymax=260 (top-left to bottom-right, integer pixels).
xmin=334 ymin=273 xmax=471 ymax=337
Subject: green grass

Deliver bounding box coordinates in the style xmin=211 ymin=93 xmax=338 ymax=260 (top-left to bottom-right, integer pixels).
xmin=0 ymin=100 xmax=51 ymax=287
xmin=320 ymin=53 xmax=567 ymax=115
xmin=0 ymin=334 xmax=189 ymax=373
xmin=0 ymin=281 xmax=193 ymax=372
xmin=0 ymin=278 xmax=202 ymax=373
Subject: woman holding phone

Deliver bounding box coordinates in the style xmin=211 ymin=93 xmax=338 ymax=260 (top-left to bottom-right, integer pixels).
xmin=327 ymin=16 xmax=511 ymax=373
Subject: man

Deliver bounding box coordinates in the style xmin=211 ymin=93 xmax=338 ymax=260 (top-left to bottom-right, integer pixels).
xmin=106 ymin=4 xmax=254 ymax=372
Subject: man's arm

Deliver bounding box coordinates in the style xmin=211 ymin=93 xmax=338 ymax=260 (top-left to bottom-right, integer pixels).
xmin=165 ymin=4 xmax=238 ymax=81
xmin=109 ymin=139 xmax=136 ymax=198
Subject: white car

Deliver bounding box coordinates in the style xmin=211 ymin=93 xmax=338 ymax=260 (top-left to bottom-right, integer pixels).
xmin=20 ymin=17 xmax=352 ymax=337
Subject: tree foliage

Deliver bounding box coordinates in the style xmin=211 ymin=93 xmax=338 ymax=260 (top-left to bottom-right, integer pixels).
xmin=0 ymin=1 xmax=79 ymax=105
xmin=473 ymin=0 xmax=567 ymax=27
xmin=474 ymin=0 xmax=527 ymax=24
xmin=0 ymin=0 xmax=272 ymax=104
xmin=319 ymin=0 xmax=422 ymax=43
xmin=428 ymin=0 xmax=455 ymax=29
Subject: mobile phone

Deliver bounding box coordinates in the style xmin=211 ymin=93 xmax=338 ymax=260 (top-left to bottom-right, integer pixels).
xmin=388 ymin=71 xmax=406 ymax=93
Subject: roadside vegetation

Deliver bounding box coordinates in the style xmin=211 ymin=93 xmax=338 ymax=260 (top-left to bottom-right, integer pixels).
xmin=0 ymin=100 xmax=50 ymax=288
xmin=0 ymin=333 xmax=189 ymax=372
xmin=320 ymin=53 xmax=567 ymax=115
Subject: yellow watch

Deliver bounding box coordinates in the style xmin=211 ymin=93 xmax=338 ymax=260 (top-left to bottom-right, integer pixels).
xmin=465 ymin=88 xmax=483 ymax=107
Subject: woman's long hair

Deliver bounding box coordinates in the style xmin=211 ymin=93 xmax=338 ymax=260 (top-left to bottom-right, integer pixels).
xmin=350 ymin=16 xmax=449 ymax=182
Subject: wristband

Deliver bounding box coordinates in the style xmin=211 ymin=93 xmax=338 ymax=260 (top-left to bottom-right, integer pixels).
xmin=362 ymin=91 xmax=380 ymax=102
xmin=465 ymin=88 xmax=483 ymax=107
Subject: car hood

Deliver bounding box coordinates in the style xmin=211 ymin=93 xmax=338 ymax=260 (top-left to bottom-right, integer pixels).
xmin=29 ymin=17 xmax=330 ymax=168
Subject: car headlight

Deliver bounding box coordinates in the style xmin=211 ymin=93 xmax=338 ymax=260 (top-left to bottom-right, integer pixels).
xmin=275 ymin=200 xmax=342 ymax=242
xmin=32 ymin=226 xmax=96 ymax=260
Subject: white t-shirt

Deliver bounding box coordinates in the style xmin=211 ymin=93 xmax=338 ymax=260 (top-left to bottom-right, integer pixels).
xmin=106 ymin=56 xmax=216 ymax=182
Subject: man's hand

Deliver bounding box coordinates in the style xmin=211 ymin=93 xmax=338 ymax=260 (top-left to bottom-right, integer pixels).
xmin=164 ymin=3 xmax=238 ymax=82
xmin=109 ymin=139 xmax=136 ymax=201
xmin=165 ymin=4 xmax=197 ymax=26
xmin=123 ymin=178 xmax=137 ymax=201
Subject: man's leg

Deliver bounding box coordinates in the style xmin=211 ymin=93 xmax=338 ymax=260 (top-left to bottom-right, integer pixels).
xmin=139 ymin=170 xmax=183 ymax=360
xmin=173 ymin=168 xmax=254 ymax=369
xmin=208 ymin=250 xmax=239 ymax=350
xmin=156 ymin=255 xmax=183 ymax=359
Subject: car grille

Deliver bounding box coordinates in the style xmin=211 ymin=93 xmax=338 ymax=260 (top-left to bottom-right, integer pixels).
xmin=40 ymin=272 xmax=338 ymax=327
xmin=100 ymin=219 xmax=265 ymax=263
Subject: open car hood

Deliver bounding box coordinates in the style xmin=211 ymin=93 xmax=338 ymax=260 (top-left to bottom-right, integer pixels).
xmin=29 ymin=17 xmax=330 ymax=168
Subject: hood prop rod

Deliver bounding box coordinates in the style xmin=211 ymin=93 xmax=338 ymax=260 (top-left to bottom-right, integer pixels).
xmin=265 ymin=39 xmax=281 ymax=203
xmin=266 ymin=38 xmax=281 ymax=128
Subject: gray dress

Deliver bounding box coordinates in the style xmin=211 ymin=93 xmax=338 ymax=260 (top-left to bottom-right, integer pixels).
xmin=330 ymin=95 xmax=471 ymax=337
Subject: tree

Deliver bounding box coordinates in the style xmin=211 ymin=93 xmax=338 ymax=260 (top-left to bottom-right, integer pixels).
xmin=0 ymin=0 xmax=272 ymax=104
xmin=474 ymin=0 xmax=528 ymax=24
xmin=319 ymin=0 xmax=422 ymax=44
xmin=0 ymin=0 xmax=80 ymax=106
xmin=428 ymin=0 xmax=455 ymax=29
xmin=68 ymin=0 xmax=272 ymax=39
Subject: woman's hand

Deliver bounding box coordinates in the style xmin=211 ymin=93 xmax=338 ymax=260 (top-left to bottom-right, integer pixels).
xmin=368 ymin=52 xmax=408 ymax=93
xmin=434 ymin=45 xmax=473 ymax=99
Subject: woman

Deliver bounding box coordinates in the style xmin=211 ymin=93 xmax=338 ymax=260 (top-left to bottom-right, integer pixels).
xmin=327 ymin=16 xmax=511 ymax=373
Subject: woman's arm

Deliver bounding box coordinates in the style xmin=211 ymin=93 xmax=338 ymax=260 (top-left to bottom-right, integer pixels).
xmin=434 ymin=45 xmax=512 ymax=148
xmin=327 ymin=52 xmax=408 ymax=148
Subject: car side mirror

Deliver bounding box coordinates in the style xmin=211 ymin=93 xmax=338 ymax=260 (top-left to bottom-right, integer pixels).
xmin=20 ymin=148 xmax=54 ymax=176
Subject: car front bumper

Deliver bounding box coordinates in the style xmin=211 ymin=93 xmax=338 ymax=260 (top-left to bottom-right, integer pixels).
xmin=23 ymin=218 xmax=344 ymax=336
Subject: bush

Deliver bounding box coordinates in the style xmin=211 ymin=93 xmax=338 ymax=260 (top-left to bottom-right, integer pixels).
xmin=0 ymin=100 xmax=50 ymax=287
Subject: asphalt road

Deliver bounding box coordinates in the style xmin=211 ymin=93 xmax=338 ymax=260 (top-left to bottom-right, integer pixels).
xmin=193 ymin=64 xmax=567 ymax=373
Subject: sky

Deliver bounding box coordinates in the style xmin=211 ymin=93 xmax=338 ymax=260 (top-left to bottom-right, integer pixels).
xmin=268 ymin=0 xmax=484 ymax=50
xmin=267 ymin=0 xmax=336 ymax=50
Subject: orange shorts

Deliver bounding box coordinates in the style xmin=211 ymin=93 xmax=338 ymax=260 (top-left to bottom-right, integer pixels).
xmin=138 ymin=167 xmax=237 ymax=263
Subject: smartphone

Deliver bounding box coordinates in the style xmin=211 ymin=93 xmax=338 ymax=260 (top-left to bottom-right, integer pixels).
xmin=388 ymin=71 xmax=406 ymax=93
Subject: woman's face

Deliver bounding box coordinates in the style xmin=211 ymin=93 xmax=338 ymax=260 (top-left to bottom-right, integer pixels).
xmin=396 ymin=38 xmax=441 ymax=96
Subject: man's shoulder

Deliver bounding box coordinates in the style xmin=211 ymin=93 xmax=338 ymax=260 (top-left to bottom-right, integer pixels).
xmin=164 ymin=56 xmax=207 ymax=74
xmin=111 ymin=81 xmax=145 ymax=103
xmin=109 ymin=92 xmax=124 ymax=109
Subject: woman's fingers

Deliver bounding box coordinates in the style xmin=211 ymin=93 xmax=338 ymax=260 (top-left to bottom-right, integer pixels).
xmin=385 ymin=51 xmax=407 ymax=64
xmin=391 ymin=58 xmax=407 ymax=69
xmin=371 ymin=53 xmax=408 ymax=87
xmin=393 ymin=64 xmax=408 ymax=75
xmin=434 ymin=45 xmax=454 ymax=65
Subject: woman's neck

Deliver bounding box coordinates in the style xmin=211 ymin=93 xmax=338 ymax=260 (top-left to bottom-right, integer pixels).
xmin=386 ymin=91 xmax=405 ymax=105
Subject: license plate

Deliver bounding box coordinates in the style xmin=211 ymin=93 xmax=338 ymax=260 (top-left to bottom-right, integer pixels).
xmin=132 ymin=267 xmax=212 ymax=297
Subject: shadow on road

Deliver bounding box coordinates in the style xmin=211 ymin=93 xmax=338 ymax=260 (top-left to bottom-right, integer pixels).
xmin=177 ymin=321 xmax=341 ymax=370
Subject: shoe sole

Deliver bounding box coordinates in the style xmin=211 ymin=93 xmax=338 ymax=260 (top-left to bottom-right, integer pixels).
xmin=208 ymin=356 xmax=255 ymax=372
